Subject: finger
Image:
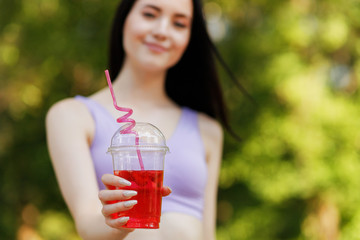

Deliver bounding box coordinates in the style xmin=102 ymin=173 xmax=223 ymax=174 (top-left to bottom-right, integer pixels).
xmin=161 ymin=186 xmax=172 ymax=197
xmin=98 ymin=190 xmax=137 ymax=203
xmin=101 ymin=174 xmax=131 ymax=189
xmin=101 ymin=200 xmax=138 ymax=217
xmin=105 ymin=216 xmax=128 ymax=228
xmin=105 ymin=216 xmax=135 ymax=231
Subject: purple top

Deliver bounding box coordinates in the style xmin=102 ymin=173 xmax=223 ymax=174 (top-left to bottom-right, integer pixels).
xmin=75 ymin=96 xmax=207 ymax=220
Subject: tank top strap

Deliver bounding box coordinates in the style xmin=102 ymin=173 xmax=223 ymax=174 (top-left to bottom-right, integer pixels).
xmin=75 ymin=95 xmax=94 ymax=114
xmin=169 ymin=107 xmax=205 ymax=156
xmin=180 ymin=107 xmax=201 ymax=133
xmin=74 ymin=95 xmax=119 ymax=148
xmin=75 ymin=95 xmax=117 ymax=124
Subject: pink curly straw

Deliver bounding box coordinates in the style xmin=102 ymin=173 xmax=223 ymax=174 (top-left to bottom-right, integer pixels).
xmin=105 ymin=70 xmax=144 ymax=170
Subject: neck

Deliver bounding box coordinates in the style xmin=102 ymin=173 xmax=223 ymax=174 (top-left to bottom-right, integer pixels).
xmin=111 ymin=60 xmax=170 ymax=107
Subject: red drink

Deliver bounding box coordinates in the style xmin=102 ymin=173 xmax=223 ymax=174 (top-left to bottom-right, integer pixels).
xmin=112 ymin=170 xmax=164 ymax=229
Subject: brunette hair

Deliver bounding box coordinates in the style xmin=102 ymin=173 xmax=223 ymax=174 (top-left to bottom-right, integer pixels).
xmin=109 ymin=0 xmax=248 ymax=138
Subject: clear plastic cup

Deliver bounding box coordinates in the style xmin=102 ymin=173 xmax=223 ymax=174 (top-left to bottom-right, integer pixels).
xmin=107 ymin=122 xmax=169 ymax=229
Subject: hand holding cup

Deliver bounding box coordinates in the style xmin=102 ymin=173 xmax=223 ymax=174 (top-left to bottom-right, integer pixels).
xmin=99 ymin=174 xmax=171 ymax=229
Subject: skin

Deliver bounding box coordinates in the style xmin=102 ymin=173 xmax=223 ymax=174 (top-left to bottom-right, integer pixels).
xmin=46 ymin=0 xmax=223 ymax=239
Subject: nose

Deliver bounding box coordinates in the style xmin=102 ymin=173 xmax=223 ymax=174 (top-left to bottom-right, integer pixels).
xmin=152 ymin=17 xmax=170 ymax=41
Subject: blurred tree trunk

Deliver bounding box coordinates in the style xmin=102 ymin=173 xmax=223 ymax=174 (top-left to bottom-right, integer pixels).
xmin=303 ymin=195 xmax=339 ymax=240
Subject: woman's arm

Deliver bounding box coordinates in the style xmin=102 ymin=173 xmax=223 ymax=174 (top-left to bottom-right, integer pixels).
xmin=46 ymin=99 xmax=132 ymax=240
xmin=198 ymin=114 xmax=224 ymax=240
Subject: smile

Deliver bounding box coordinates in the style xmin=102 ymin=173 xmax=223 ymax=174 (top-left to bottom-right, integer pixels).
xmin=144 ymin=42 xmax=169 ymax=53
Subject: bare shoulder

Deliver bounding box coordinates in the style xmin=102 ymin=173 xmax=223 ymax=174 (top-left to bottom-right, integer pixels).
xmin=197 ymin=113 xmax=224 ymax=158
xmin=46 ymin=98 xmax=94 ymax=136
xmin=47 ymin=98 xmax=88 ymax=120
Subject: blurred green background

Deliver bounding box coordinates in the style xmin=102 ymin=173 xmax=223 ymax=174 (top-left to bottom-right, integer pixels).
xmin=1 ymin=0 xmax=359 ymax=239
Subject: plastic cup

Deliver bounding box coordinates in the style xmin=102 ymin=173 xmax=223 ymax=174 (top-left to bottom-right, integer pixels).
xmin=107 ymin=122 xmax=169 ymax=229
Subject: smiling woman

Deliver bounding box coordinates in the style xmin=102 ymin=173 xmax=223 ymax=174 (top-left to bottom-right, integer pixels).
xmin=46 ymin=0 xmax=238 ymax=239
xmin=122 ymin=0 xmax=193 ymax=71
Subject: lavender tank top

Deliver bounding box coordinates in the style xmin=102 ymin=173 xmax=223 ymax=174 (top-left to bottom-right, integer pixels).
xmin=75 ymin=96 xmax=207 ymax=220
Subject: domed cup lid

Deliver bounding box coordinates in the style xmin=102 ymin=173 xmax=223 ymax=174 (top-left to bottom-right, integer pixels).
xmin=108 ymin=122 xmax=169 ymax=153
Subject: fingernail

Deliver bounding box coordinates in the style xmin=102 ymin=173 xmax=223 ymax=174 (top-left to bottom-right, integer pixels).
xmin=119 ymin=179 xmax=131 ymax=186
xmin=118 ymin=216 xmax=129 ymax=223
xmin=123 ymin=190 xmax=137 ymax=198
xmin=124 ymin=200 xmax=137 ymax=208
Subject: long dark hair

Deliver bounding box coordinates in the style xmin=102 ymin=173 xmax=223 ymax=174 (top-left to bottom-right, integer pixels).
xmin=109 ymin=0 xmax=248 ymax=138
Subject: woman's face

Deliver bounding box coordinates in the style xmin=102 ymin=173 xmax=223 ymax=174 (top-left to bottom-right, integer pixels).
xmin=123 ymin=0 xmax=193 ymax=72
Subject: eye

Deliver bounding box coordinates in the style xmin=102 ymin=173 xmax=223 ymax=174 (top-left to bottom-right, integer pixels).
xmin=143 ymin=12 xmax=156 ymax=18
xmin=174 ymin=22 xmax=187 ymax=28
xmin=174 ymin=21 xmax=187 ymax=28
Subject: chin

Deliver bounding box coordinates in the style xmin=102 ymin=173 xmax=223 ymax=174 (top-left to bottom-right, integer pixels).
xmin=143 ymin=64 xmax=169 ymax=73
xmin=138 ymin=59 xmax=175 ymax=72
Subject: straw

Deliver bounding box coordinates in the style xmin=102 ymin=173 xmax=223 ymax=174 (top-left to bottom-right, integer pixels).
xmin=105 ymin=70 xmax=145 ymax=171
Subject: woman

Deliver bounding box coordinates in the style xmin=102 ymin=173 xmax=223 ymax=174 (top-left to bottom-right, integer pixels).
xmin=46 ymin=0 xmax=232 ymax=239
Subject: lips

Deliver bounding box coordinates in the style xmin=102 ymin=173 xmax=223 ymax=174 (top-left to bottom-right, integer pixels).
xmin=144 ymin=42 xmax=169 ymax=53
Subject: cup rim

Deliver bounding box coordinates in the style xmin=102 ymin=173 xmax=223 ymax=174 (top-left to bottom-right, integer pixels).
xmin=107 ymin=145 xmax=169 ymax=153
